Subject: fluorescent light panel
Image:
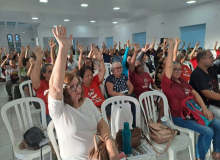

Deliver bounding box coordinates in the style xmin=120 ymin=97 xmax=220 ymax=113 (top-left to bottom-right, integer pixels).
xmin=112 ymin=22 xmax=118 ymax=24
xmin=113 ymin=7 xmax=120 ymax=10
xmin=186 ymin=1 xmax=196 ymax=4
xmin=64 ymin=19 xmax=69 ymax=22
xmin=32 ymin=17 xmax=38 ymax=20
xmin=90 ymin=20 xmax=96 ymax=23
xmin=53 ymin=25 xmax=57 ymax=27
xmin=39 ymin=0 xmax=48 ymax=3
xmin=81 ymin=4 xmax=88 ymax=7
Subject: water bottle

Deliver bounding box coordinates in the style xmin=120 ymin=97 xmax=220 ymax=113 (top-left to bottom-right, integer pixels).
xmin=161 ymin=116 xmax=168 ymax=126
xmin=122 ymin=122 xmax=132 ymax=155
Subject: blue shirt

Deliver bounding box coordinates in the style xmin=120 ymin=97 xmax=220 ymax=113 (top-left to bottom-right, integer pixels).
xmin=112 ymin=55 xmax=122 ymax=62
xmin=122 ymin=47 xmax=130 ymax=77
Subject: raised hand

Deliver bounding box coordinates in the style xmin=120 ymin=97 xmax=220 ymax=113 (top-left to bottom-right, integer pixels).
xmin=102 ymin=41 xmax=105 ymax=46
xmin=26 ymin=45 xmax=30 ymax=50
xmin=34 ymin=46 xmax=44 ymax=60
xmin=0 ymin=48 xmax=3 ymax=53
xmin=90 ymin=43 xmax=95 ymax=51
xmin=29 ymin=57 xmax=35 ymax=65
xmin=109 ymin=45 xmax=112 ymax=50
xmin=133 ymin=42 xmax=140 ymax=52
xmin=175 ymin=37 xmax=181 ymax=44
xmin=195 ymin=41 xmax=200 ymax=48
xmin=93 ymin=48 xmax=103 ymax=61
xmin=127 ymin=39 xmax=131 ymax=48
xmin=142 ymin=43 xmax=150 ymax=52
xmin=20 ymin=46 xmax=26 ymax=53
xmin=78 ymin=44 xmax=84 ymax=53
xmin=153 ymin=37 xmax=156 ymax=42
xmin=48 ymin=39 xmax=56 ymax=48
xmin=166 ymin=37 xmax=175 ymax=46
xmin=4 ymin=47 xmax=7 ymax=52
xmin=52 ymin=25 xmax=73 ymax=49
xmin=216 ymin=41 xmax=218 ymax=45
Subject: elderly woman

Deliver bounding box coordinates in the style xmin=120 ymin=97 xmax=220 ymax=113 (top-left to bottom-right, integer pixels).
xmin=48 ymin=25 xmax=118 ymax=160
xmin=79 ymin=48 xmax=105 ymax=111
xmin=162 ymin=38 xmax=220 ymax=160
xmin=31 ymin=46 xmax=53 ymax=125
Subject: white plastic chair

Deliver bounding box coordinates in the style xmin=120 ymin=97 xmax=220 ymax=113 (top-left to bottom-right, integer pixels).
xmin=99 ymin=79 xmax=108 ymax=99
xmin=19 ymin=80 xmax=41 ymax=114
xmin=139 ymin=91 xmax=194 ymax=160
xmin=1 ymin=97 xmax=52 ymax=160
xmin=104 ymin=63 xmax=112 ymax=79
xmin=184 ymin=61 xmax=194 ymax=71
xmin=101 ymin=96 xmax=141 ymax=138
xmin=47 ymin=121 xmax=62 ymax=160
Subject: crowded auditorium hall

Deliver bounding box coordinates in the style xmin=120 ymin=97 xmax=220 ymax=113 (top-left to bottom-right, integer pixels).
xmin=0 ymin=0 xmax=220 ymax=160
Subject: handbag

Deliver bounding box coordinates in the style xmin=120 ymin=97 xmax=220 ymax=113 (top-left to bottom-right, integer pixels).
xmin=181 ymin=95 xmax=214 ymax=126
xmin=115 ymin=127 xmax=142 ymax=151
xmin=147 ymin=120 xmax=178 ymax=154
xmin=88 ymin=134 xmax=109 ymax=160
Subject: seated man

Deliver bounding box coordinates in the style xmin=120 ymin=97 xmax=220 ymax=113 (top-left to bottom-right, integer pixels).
xmin=190 ymin=50 xmax=220 ymax=119
xmin=105 ymin=61 xmax=136 ymax=127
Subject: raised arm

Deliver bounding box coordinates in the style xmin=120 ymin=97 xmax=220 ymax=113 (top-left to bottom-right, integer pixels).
xmin=179 ymin=41 xmax=185 ymax=51
xmin=27 ymin=57 xmax=35 ymax=77
xmin=94 ymin=49 xmax=105 ymax=83
xmin=18 ymin=46 xmax=26 ymax=69
xmin=119 ymin=42 xmax=121 ymax=51
xmin=187 ymin=43 xmax=191 ymax=51
xmin=164 ymin=38 xmax=175 ymax=79
xmin=31 ymin=46 xmax=45 ymax=90
xmin=113 ymin=41 xmax=117 ymax=53
xmin=48 ymin=39 xmax=57 ymax=65
xmin=49 ymin=25 xmax=73 ymax=100
xmin=0 ymin=48 xmax=3 ymax=64
xmin=25 ymin=45 xmax=30 ymax=58
xmin=1 ymin=54 xmax=10 ymax=69
xmin=78 ymin=44 xmax=84 ymax=70
xmin=173 ymin=37 xmax=181 ymax=61
xmin=214 ymin=41 xmax=218 ymax=52
xmin=149 ymin=37 xmax=156 ymax=50
xmin=88 ymin=43 xmax=95 ymax=58
xmin=129 ymin=43 xmax=140 ymax=73
xmin=4 ymin=47 xmax=8 ymax=56
xmin=189 ymin=41 xmax=199 ymax=60
xmin=122 ymin=40 xmax=130 ymax=69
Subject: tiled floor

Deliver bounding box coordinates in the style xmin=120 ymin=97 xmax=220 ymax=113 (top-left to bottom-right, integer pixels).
xmin=0 ymin=82 xmax=214 ymax=160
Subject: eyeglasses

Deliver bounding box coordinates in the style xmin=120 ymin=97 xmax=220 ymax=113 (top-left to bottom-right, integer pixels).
xmin=173 ymin=68 xmax=182 ymax=73
xmin=66 ymin=83 xmax=82 ymax=92
xmin=203 ymin=56 xmax=214 ymax=60
xmin=136 ymin=64 xmax=143 ymax=68
xmin=115 ymin=66 xmax=122 ymax=70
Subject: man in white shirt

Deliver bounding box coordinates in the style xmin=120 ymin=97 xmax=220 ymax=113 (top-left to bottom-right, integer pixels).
xmin=67 ymin=53 xmax=77 ymax=72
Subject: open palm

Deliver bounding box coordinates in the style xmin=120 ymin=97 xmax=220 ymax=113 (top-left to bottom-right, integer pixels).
xmin=52 ymin=25 xmax=73 ymax=49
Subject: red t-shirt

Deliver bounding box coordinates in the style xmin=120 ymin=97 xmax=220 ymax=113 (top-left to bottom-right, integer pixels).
xmin=180 ymin=65 xmax=192 ymax=83
xmin=216 ymin=50 xmax=220 ymax=57
xmin=190 ymin=57 xmax=197 ymax=69
xmin=129 ymin=71 xmax=153 ymax=98
xmin=33 ymin=79 xmax=49 ymax=115
xmin=83 ymin=75 xmax=105 ymax=107
xmin=161 ymin=74 xmax=193 ymax=117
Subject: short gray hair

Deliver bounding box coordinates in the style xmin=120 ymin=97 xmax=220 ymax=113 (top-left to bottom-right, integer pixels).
xmin=176 ymin=53 xmax=184 ymax=63
xmin=111 ymin=61 xmax=122 ymax=72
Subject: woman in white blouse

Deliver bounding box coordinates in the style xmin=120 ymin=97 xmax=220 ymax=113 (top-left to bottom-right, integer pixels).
xmin=48 ymin=25 xmax=118 ymax=160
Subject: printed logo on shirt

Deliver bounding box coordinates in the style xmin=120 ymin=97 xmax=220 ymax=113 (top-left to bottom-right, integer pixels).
xmin=185 ymin=89 xmax=190 ymax=95
xmin=88 ymin=88 xmax=103 ymax=103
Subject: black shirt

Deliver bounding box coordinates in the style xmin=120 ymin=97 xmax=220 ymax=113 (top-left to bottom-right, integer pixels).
xmin=154 ymin=47 xmax=162 ymax=68
xmin=103 ymin=53 xmax=111 ymax=63
xmin=189 ymin=65 xmax=220 ymax=107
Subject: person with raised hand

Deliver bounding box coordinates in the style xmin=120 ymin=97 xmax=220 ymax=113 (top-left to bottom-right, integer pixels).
xmin=161 ymin=38 xmax=220 ymax=160
xmin=31 ymin=45 xmax=53 ymax=125
xmin=121 ymin=39 xmax=131 ymax=77
xmin=49 ymin=25 xmax=118 ymax=160
xmin=214 ymin=41 xmax=220 ymax=58
xmin=48 ymin=38 xmax=57 ymax=65
xmin=189 ymin=41 xmax=200 ymax=69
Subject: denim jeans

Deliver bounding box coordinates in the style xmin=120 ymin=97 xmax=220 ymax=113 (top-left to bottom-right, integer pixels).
xmin=172 ymin=117 xmax=220 ymax=160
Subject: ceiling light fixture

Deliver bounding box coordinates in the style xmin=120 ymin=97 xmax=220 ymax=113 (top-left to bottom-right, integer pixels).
xmin=32 ymin=17 xmax=38 ymax=20
xmin=81 ymin=4 xmax=88 ymax=7
xmin=64 ymin=19 xmax=69 ymax=22
xmin=39 ymin=0 xmax=48 ymax=3
xmin=113 ymin=7 xmax=120 ymax=10
xmin=186 ymin=0 xmax=196 ymax=4
xmin=90 ymin=20 xmax=96 ymax=23
xmin=22 ymin=32 xmax=25 ymax=34
xmin=112 ymin=22 xmax=118 ymax=24
xmin=53 ymin=25 xmax=57 ymax=27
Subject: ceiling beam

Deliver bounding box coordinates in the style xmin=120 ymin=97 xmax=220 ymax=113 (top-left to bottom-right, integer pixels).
xmin=4 ymin=21 xmax=7 ymax=27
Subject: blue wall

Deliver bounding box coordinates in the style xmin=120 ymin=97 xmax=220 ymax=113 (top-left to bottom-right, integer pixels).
xmin=180 ymin=24 xmax=206 ymax=50
xmin=106 ymin=37 xmax=113 ymax=49
xmin=133 ymin=32 xmax=146 ymax=46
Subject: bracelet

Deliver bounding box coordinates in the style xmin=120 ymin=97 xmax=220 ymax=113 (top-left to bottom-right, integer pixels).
xmin=99 ymin=59 xmax=104 ymax=62
xmin=105 ymin=136 xmax=115 ymax=142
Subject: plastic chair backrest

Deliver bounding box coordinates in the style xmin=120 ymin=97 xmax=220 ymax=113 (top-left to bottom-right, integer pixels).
xmin=139 ymin=91 xmax=169 ymax=124
xmin=101 ymin=96 xmax=141 ymax=137
xmin=19 ymin=80 xmax=36 ymax=98
xmin=1 ymin=97 xmax=47 ymax=150
xmin=104 ymin=63 xmax=112 ymax=79
xmin=47 ymin=121 xmax=62 ymax=160
xmin=184 ymin=61 xmax=194 ymax=71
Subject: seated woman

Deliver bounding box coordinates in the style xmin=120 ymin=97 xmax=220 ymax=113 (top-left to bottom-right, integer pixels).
xmin=155 ymin=57 xmax=166 ymax=89
xmin=31 ymin=46 xmax=53 ymax=126
xmin=48 ymin=25 xmax=118 ymax=160
xmin=161 ymin=38 xmax=220 ymax=160
xmin=173 ymin=37 xmax=192 ymax=83
xmin=79 ymin=48 xmax=105 ymax=111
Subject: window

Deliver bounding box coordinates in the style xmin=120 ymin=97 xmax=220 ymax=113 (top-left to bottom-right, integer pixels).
xmin=14 ymin=34 xmax=21 ymax=52
xmin=133 ymin=32 xmax=146 ymax=47
xmin=7 ymin=34 xmax=15 ymax=51
xmin=106 ymin=37 xmax=113 ymax=50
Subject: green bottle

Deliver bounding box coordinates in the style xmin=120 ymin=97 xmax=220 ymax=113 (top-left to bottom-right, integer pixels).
xmin=122 ymin=122 xmax=132 ymax=154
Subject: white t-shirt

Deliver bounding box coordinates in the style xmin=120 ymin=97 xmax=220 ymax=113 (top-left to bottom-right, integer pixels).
xmin=5 ymin=65 xmax=19 ymax=81
xmin=48 ymin=95 xmax=102 ymax=160
xmin=67 ymin=60 xmax=78 ymax=72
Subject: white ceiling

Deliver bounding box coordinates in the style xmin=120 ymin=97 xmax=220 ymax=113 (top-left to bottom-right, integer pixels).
xmin=0 ymin=0 xmax=214 ymax=27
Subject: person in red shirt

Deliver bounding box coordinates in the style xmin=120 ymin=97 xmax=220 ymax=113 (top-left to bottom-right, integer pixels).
xmin=79 ymin=48 xmax=105 ymax=111
xmin=162 ymin=37 xmax=220 ymax=160
xmin=31 ymin=46 xmax=53 ymax=126
xmin=214 ymin=41 xmax=220 ymax=58
xmin=189 ymin=42 xmax=200 ymax=69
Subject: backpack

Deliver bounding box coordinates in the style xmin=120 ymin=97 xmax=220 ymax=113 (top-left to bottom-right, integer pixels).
xmin=181 ymin=95 xmax=214 ymax=126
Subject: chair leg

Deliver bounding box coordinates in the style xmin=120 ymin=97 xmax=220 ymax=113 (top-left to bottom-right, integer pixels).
xmin=188 ymin=138 xmax=194 ymax=160
xmin=168 ymin=149 xmax=177 ymax=160
xmin=188 ymin=132 xmax=196 ymax=159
